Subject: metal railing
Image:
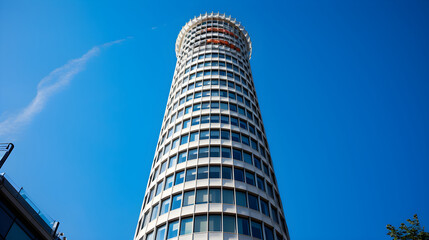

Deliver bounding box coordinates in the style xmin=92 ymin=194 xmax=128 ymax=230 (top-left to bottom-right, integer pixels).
xmin=0 ymin=143 xmax=14 ymax=168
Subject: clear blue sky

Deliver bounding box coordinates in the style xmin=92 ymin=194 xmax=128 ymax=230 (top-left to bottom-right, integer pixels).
xmin=1 ymin=0 xmax=428 ymax=239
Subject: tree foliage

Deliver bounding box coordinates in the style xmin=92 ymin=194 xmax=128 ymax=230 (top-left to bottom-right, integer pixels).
xmin=387 ymin=214 xmax=429 ymax=240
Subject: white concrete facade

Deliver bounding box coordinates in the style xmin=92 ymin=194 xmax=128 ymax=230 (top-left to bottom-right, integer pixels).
xmin=134 ymin=13 xmax=289 ymax=240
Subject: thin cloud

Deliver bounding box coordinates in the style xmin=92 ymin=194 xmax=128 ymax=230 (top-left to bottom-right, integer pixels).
xmin=0 ymin=39 xmax=127 ymax=137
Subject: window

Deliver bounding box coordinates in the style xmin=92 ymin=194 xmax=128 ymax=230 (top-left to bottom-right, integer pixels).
xmin=190 ymin=132 xmax=199 ymax=142
xmin=221 ymin=130 xmax=230 ymax=140
xmin=150 ymin=204 xmax=159 ymax=221
xmin=251 ymin=221 xmax=263 ymax=239
xmin=261 ymin=199 xmax=270 ymax=216
xmin=245 ymin=172 xmax=256 ymax=186
xmin=222 ymin=166 xmax=232 ymax=179
xmin=221 ymin=147 xmax=231 ymax=158
xmin=164 ymin=175 xmax=173 ymax=190
xmin=183 ymin=119 xmax=190 ymax=128
xmin=185 ymin=168 xmax=196 ymax=182
xmin=209 ymin=214 xmax=221 ymax=231
xmin=146 ymin=232 xmax=154 ymax=240
xmin=178 ymin=151 xmax=187 ymax=163
xmin=248 ymin=194 xmax=259 ymax=211
xmin=230 ymin=132 xmax=240 ymax=143
xmin=237 ymin=217 xmax=250 ymax=236
xmin=234 ymin=168 xmax=244 ymax=182
xmin=271 ymin=206 xmax=279 ymax=223
xmin=240 ymin=119 xmax=247 ymax=129
xmin=180 ymin=135 xmax=188 ymax=145
xmin=220 ymin=102 xmax=228 ymax=110
xmin=156 ymin=225 xmax=166 ymax=240
xmin=174 ymin=171 xmax=184 ymax=185
xmin=251 ymin=139 xmax=258 ymax=151
xmin=242 ymin=135 xmax=250 ymax=145
xmin=191 ymin=117 xmax=200 ymax=126
xmin=233 ymin=149 xmax=242 ymax=161
xmin=197 ymin=166 xmax=208 ymax=179
xmin=170 ymin=194 xmax=182 ymax=210
xmin=236 ymin=191 xmax=247 ymax=207
xmin=254 ymin=157 xmax=262 ymax=169
xmin=264 ymin=226 xmax=274 ymax=240
xmin=160 ymin=198 xmax=170 ymax=216
xmin=209 ymin=166 xmax=220 ymax=178
xmin=223 ymin=189 xmax=234 ymax=204
xmin=210 ymin=114 xmax=219 ymax=123
xmin=185 ymin=106 xmax=192 ymax=114
xmin=196 ymin=189 xmax=208 ymax=204
xmin=267 ymin=184 xmax=274 ymax=198
xmin=183 ymin=190 xmax=195 ymax=206
xmin=209 ymin=188 xmax=221 ymax=203
xmin=257 ymin=176 xmax=265 ymax=191
xmin=180 ymin=217 xmax=193 ymax=235
xmin=175 ymin=123 xmax=181 ymax=133
xmin=223 ymin=215 xmax=236 ymax=233
xmin=210 ymin=146 xmax=220 ymax=157
xmin=201 ymin=114 xmax=209 ymax=123
xmin=231 ymin=117 xmax=238 ymax=126
xmin=194 ymin=215 xmax=208 ymax=232
xmin=221 ymin=115 xmax=229 ymax=123
xmin=188 ymin=148 xmax=198 ymax=160
xmin=210 ymin=130 xmax=220 ymax=139
xmin=199 ymin=147 xmax=209 ymax=158
xmin=160 ymin=161 xmax=167 ymax=174
xmin=155 ymin=181 xmax=163 ymax=195
xmin=200 ymin=130 xmax=209 ymax=140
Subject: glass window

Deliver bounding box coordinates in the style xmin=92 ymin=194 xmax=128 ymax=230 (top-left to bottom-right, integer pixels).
xmin=234 ymin=168 xmax=244 ymax=182
xmin=221 ymin=115 xmax=229 ymax=123
xmin=209 ymin=166 xmax=220 ymax=178
xmin=230 ymin=117 xmax=238 ymax=126
xmin=242 ymin=135 xmax=250 ymax=145
xmin=160 ymin=198 xmax=170 ymax=216
xmin=223 ymin=189 xmax=234 ymax=204
xmin=264 ymin=226 xmax=274 ymax=240
xmin=202 ymin=102 xmax=210 ymax=110
xmin=196 ymin=189 xmax=208 ymax=204
xmin=209 ymin=214 xmax=221 ymax=231
xmin=190 ymin=131 xmax=199 ymax=142
xmin=178 ymin=151 xmax=187 ymax=163
xmin=155 ymin=181 xmax=163 ymax=195
xmin=271 ymin=206 xmax=279 ymax=223
xmin=185 ymin=168 xmax=196 ymax=182
xmin=209 ymin=188 xmax=221 ymax=203
xmin=211 ymin=90 xmax=219 ymax=96
xmin=241 ymin=152 xmax=252 ymax=165
xmin=200 ymin=130 xmax=209 ymax=140
xmin=251 ymin=221 xmax=263 ymax=239
xmin=191 ymin=116 xmax=200 ymax=126
xmin=210 ymin=130 xmax=220 ymax=139
xmin=180 ymin=217 xmax=193 ymax=235
xmin=210 ymin=146 xmax=220 ymax=157
xmin=261 ymin=199 xmax=270 ymax=216
xmin=221 ymin=147 xmax=231 ymax=158
xmin=183 ymin=190 xmax=195 ymax=206
xmin=236 ymin=191 xmax=247 ymax=207
xmin=188 ymin=148 xmax=198 ymax=160
xmin=254 ymin=157 xmax=262 ymax=169
xmin=231 ymin=132 xmax=240 ymax=142
xmin=221 ymin=130 xmax=230 ymax=140
xmin=257 ymin=176 xmax=265 ymax=191
xmin=267 ymin=184 xmax=274 ymax=198
xmin=233 ymin=149 xmax=242 ymax=161
xmin=170 ymin=194 xmax=182 ymax=210
xmin=251 ymin=139 xmax=258 ymax=151
xmin=194 ymin=91 xmax=202 ymax=99
xmin=245 ymin=172 xmax=256 ymax=186
xmin=183 ymin=119 xmax=190 ymax=128
xmin=199 ymin=147 xmax=209 ymax=158
xmin=222 ymin=166 xmax=232 ymax=179
xmin=150 ymin=204 xmax=159 ymax=221
xmin=220 ymin=102 xmax=228 ymax=110
xmin=174 ymin=171 xmax=184 ymax=185
xmin=223 ymin=215 xmax=236 ymax=233
xmin=194 ymin=215 xmax=208 ymax=233
xmin=248 ymin=194 xmax=259 ymax=211
xmin=180 ymin=135 xmax=188 ymax=145
xmin=229 ymin=104 xmax=237 ymax=112
xmin=156 ymin=224 xmax=166 ymax=240
xmin=240 ymin=119 xmax=247 ymax=129
xmin=237 ymin=217 xmax=251 ymax=236
xmin=175 ymin=123 xmax=181 ymax=133
xmin=164 ymin=175 xmax=174 ymax=190
xmin=197 ymin=166 xmax=208 ymax=179
xmin=202 ymin=90 xmax=210 ymax=97
xmin=210 ymin=114 xmax=219 ymax=123
xmin=146 ymin=231 xmax=154 ymax=240
xmin=185 ymin=106 xmax=192 ymax=114
xmin=160 ymin=161 xmax=167 ymax=174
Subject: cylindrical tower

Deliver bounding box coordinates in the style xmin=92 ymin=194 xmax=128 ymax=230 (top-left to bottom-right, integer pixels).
xmin=134 ymin=13 xmax=290 ymax=240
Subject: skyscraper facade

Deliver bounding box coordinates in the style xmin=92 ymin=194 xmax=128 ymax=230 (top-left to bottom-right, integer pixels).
xmin=134 ymin=13 xmax=289 ymax=240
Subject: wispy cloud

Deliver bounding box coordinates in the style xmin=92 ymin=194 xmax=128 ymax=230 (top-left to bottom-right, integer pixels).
xmin=0 ymin=39 xmax=127 ymax=137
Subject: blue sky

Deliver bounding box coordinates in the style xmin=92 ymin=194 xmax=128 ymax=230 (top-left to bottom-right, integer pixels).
xmin=1 ymin=0 xmax=428 ymax=239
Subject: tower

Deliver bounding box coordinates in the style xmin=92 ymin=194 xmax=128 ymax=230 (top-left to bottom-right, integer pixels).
xmin=134 ymin=13 xmax=290 ymax=240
